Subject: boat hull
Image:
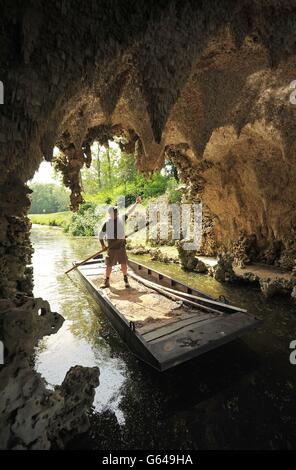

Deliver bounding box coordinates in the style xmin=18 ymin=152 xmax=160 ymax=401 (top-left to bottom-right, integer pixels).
xmin=75 ymin=258 xmax=260 ymax=371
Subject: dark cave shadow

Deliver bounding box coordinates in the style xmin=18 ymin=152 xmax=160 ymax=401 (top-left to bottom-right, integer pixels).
xmin=65 ymin=338 xmax=261 ymax=450
xmin=126 ymin=338 xmax=260 ymax=408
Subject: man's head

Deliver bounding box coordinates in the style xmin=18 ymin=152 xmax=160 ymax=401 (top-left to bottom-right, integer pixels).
xmin=108 ymin=206 xmax=118 ymax=219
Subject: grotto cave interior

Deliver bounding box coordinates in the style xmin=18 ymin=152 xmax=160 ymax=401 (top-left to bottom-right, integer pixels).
xmin=1 ymin=0 xmax=296 ymax=450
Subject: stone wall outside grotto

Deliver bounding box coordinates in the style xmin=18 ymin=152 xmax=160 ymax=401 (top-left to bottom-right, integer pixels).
xmin=1 ymin=0 xmax=296 ymax=449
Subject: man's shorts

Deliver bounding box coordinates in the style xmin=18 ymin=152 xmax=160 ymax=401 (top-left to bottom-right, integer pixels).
xmin=105 ymin=247 xmax=128 ymax=266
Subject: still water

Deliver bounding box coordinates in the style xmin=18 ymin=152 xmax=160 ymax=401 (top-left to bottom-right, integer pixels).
xmin=32 ymin=225 xmax=296 ymax=449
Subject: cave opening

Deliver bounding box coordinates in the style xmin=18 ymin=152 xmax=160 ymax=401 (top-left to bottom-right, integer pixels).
xmin=1 ymin=0 xmax=296 ymax=452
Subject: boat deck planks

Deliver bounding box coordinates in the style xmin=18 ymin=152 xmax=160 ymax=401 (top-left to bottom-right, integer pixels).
xmin=75 ymin=258 xmax=260 ymax=371
xmin=142 ymin=313 xmax=216 ymax=342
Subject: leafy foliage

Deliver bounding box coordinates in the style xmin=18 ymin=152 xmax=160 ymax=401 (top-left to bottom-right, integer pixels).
xmin=29 ymin=183 xmax=69 ymax=214
xmin=81 ymin=143 xmax=179 ymax=205
xmin=66 ymin=202 xmax=102 ymax=236
xmin=165 ymin=177 xmax=182 ymax=204
xmin=30 ymin=142 xmax=181 ymax=237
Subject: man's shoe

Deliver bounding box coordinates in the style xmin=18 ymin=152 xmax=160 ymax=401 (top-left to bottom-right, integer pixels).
xmin=100 ymin=278 xmax=110 ymax=288
xmin=123 ymin=275 xmax=130 ymax=288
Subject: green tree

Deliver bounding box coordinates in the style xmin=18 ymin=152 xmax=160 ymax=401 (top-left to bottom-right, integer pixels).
xmin=29 ymin=183 xmax=69 ymax=213
xmin=81 ymin=142 xmax=120 ymax=193
xmin=117 ymin=152 xmax=137 ymax=192
xmin=80 ymin=141 xmax=180 ymax=207
xmin=106 ymin=144 xmax=112 ymax=186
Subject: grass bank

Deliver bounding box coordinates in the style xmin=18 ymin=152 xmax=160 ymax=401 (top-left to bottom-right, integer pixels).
xmin=29 ymin=211 xmax=71 ymax=228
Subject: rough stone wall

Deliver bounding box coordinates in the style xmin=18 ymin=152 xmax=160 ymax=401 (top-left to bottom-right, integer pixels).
xmin=2 ymin=1 xmax=296 ymax=257
xmin=0 ymin=176 xmax=100 ymax=448
xmin=165 ymin=144 xmax=218 ymax=256
xmin=0 ymin=177 xmax=33 ymax=299
xmin=1 ymin=0 xmax=296 ymax=448
xmin=0 ymin=296 xmax=100 ymax=449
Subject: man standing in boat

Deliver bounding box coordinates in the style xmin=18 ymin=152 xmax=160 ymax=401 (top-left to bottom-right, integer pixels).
xmin=99 ymin=196 xmax=142 ymax=288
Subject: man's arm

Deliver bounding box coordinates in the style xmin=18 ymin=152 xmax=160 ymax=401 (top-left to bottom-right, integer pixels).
xmin=126 ymin=196 xmax=142 ymax=218
xmin=99 ymin=221 xmax=107 ymax=249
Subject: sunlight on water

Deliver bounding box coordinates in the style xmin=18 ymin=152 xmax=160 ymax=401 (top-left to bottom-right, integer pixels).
xmin=32 ymin=226 xmax=126 ymax=423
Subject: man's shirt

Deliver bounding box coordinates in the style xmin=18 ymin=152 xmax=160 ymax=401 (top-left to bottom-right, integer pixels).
xmin=99 ymin=214 xmax=128 ymax=249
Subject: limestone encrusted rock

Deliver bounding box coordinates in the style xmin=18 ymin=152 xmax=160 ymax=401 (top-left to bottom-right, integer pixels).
xmin=238 ymin=271 xmax=260 ymax=284
xmin=49 ymin=365 xmax=100 ymax=449
xmin=291 ymin=286 xmax=296 ymax=302
xmin=194 ymin=258 xmax=208 ymax=274
xmin=259 ymin=278 xmax=295 ymax=299
xmin=199 ymin=207 xmax=217 ymax=257
xmin=17 ymin=266 xmax=34 ymax=298
xmin=176 ymin=240 xmax=197 ymax=271
xmin=232 ymin=233 xmax=258 ymax=268
xmin=2 ymin=298 xmax=63 ymax=355
xmin=0 ymin=176 xmax=100 ymax=449
xmin=278 ymin=244 xmax=296 ymax=271
xmin=127 ymin=244 xmax=150 ymax=256
xmin=166 ymin=146 xmax=217 ymax=257
xmin=0 ymin=298 xmax=100 ymax=449
xmin=54 ymin=146 xmax=86 ymax=211
xmin=2 ymin=1 xmax=296 ymax=256
xmin=0 ymin=181 xmax=33 ymax=299
xmin=149 ymin=248 xmax=178 ymax=264
xmin=211 ymin=253 xmax=237 ymax=283
xmin=260 ymin=240 xmax=283 ymax=266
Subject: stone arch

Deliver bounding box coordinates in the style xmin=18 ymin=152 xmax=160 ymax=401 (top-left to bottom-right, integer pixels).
xmin=1 ymin=0 xmax=296 ymax=449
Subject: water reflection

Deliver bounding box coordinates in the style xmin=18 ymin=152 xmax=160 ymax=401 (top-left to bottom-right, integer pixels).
xmin=32 ymin=226 xmax=127 ymax=423
xmin=32 ymin=226 xmax=296 ymax=449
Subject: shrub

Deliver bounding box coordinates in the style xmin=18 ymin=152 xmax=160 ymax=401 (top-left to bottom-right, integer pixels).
xmin=166 ymin=178 xmax=182 ymax=204
xmin=67 ymin=203 xmax=101 ymax=236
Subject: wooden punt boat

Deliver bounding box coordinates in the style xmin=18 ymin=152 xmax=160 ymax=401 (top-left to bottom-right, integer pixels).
xmin=75 ymin=257 xmax=260 ymax=371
